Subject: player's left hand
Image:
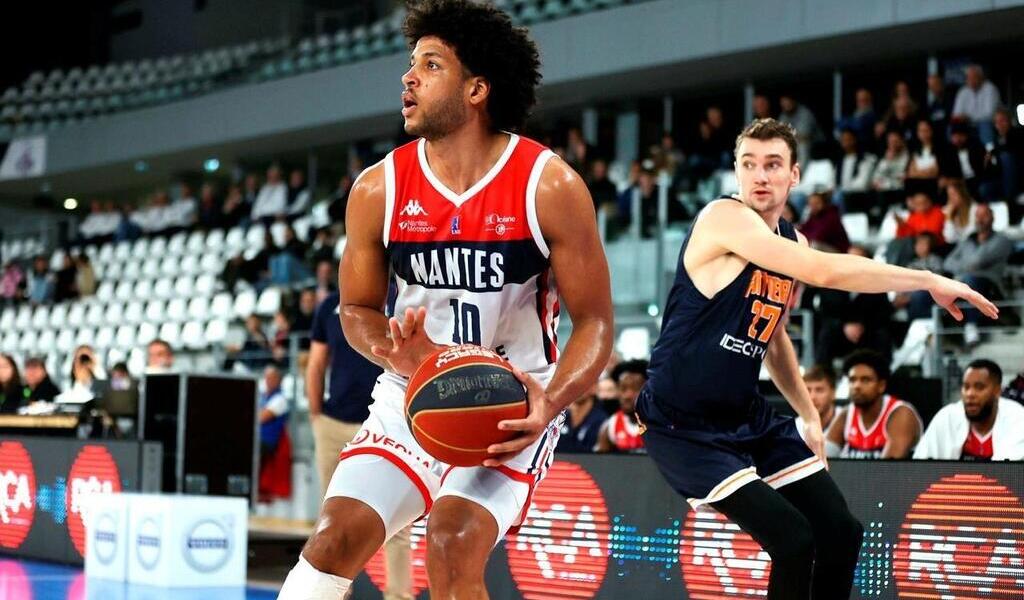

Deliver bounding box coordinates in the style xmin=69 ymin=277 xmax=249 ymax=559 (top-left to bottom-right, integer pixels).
xmin=801 ymin=417 xmax=828 ymax=469
xmin=483 ymin=367 xmax=556 ymax=467
xmin=371 ymin=306 xmax=443 ymax=377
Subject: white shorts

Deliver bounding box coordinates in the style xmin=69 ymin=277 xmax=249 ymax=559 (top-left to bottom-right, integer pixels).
xmin=325 ymin=374 xmax=562 ymax=543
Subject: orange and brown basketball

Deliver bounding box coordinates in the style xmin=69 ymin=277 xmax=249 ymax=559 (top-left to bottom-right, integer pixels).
xmin=405 ymin=344 xmax=528 ymax=466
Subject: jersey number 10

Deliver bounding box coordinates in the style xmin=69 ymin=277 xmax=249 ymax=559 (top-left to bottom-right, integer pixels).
xmin=449 ymin=299 xmax=482 ymax=345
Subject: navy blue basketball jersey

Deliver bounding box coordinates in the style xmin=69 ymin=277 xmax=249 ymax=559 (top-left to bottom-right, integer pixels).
xmin=646 ymin=198 xmax=797 ymax=419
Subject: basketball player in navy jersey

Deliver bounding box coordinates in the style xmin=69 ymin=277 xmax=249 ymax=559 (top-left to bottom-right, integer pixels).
xmin=638 ymin=119 xmax=998 ymax=599
xmin=277 ymin=1 xmax=613 ymax=598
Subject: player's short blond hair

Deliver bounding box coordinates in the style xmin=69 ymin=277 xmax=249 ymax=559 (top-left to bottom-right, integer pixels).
xmin=734 ymin=118 xmax=799 ymax=166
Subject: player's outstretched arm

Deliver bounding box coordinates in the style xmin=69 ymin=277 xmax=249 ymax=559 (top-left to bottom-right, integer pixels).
xmin=486 ymin=156 xmax=614 ymax=465
xmin=701 ymin=200 xmax=999 ymax=321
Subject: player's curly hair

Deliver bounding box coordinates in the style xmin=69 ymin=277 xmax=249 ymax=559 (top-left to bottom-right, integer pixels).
xmin=842 ymin=349 xmax=890 ymax=382
xmin=403 ymin=0 xmax=542 ymax=133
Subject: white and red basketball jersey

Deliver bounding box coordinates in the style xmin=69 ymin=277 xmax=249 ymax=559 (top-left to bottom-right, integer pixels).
xmin=607 ymin=411 xmax=645 ymax=452
xmin=840 ymin=395 xmax=920 ymax=459
xmin=962 ymin=428 xmax=994 ymax=461
xmin=377 ymin=134 xmax=559 ymax=397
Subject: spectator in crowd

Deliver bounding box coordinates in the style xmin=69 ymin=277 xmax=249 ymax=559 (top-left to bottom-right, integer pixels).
xmin=982 ymin=107 xmax=1023 ymax=208
xmin=878 ymin=95 xmax=917 ymax=144
xmin=826 ymin=350 xmax=922 ymax=459
xmin=952 ymin=64 xmax=1002 ymax=145
xmin=925 ymin=73 xmax=953 ymax=137
xmin=270 ymin=225 xmax=311 ymax=286
xmin=906 ymin=119 xmax=950 ymax=199
xmin=226 ymin=315 xmax=273 ymax=371
xmin=796 ymin=364 xmax=840 ymax=437
xmin=258 ymin=365 xmax=289 ymax=467
xmin=114 ymin=204 xmax=142 ymax=242
xmin=63 ymin=345 xmax=108 ymax=402
xmin=942 ymin=180 xmax=976 ymax=245
xmin=75 ymin=254 xmax=96 ymax=298
xmin=221 ymin=184 xmax=249 ymax=230
xmin=22 ymin=357 xmax=61 ymax=403
xmin=168 ymin=184 xmax=198 ymax=232
xmin=0 ymin=354 xmax=25 ymax=414
xmin=704 ymin=106 xmax=732 ymax=164
xmin=587 ymin=158 xmax=618 ymax=216
xmin=197 ymin=183 xmax=221 ymax=230
xmin=618 ymin=168 xmax=684 ymax=237
xmin=906 ymin=233 xmax=944 ymax=273
xmin=779 ymin=94 xmax=822 ymax=167
xmin=26 ymin=255 xmax=54 ymax=305
xmin=805 ymin=244 xmax=892 ymax=366
xmin=291 ymin=288 xmax=317 ymax=352
xmin=948 ymin=119 xmax=986 ymax=196
xmin=306 ymin=227 xmax=337 ymax=267
xmin=894 ymin=191 xmax=946 ymax=248
xmin=326 ymin=174 xmax=354 ymax=228
xmin=313 ymin=260 xmax=337 ymax=304
xmin=752 ymin=94 xmax=772 ymax=119
xmin=915 ymin=360 xmax=1024 ymax=461
xmin=556 ymin=383 xmax=608 ymax=453
xmin=271 ymin=310 xmax=293 ymax=367
xmin=222 ymin=230 xmax=277 ymax=292
xmin=132 ymin=191 xmax=171 ymax=235
xmin=847 ymin=88 xmax=877 ymax=149
xmin=53 ymin=254 xmax=78 ymax=303
xmin=691 ymin=120 xmax=725 ymax=181
xmin=595 ymin=376 xmax=619 ymax=416
xmin=834 ymin=128 xmax=877 ymax=214
xmin=77 ymin=201 xmax=119 ymax=244
xmin=942 ymin=203 xmax=1014 ymax=345
xmin=243 ymin=173 xmax=261 ymax=207
xmin=781 ymin=201 xmax=799 ymax=225
xmin=564 ymin=127 xmax=592 ymax=174
xmin=146 ymin=339 xmax=175 ymax=373
xmin=799 ymin=192 xmax=849 ymax=253
xmin=870 ymin=130 xmax=911 ymax=217
xmin=287 ymin=168 xmax=311 ymax=215
xmin=597 ymin=360 xmax=647 ymax=453
xmin=252 ymin=165 xmax=288 ymax=222
xmin=1 ymin=260 xmax=26 ymax=305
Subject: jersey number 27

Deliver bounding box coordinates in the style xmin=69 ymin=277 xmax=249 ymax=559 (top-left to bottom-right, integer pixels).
xmin=747 ymin=300 xmax=782 ymax=343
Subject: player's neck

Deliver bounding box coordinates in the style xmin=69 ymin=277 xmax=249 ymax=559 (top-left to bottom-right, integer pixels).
xmin=859 ymin=397 xmax=884 ymax=427
xmin=423 ymin=128 xmax=510 ymax=195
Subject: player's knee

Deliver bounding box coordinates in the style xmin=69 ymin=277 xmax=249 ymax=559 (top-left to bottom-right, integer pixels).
xmin=303 ymin=504 xmax=380 ymax=572
xmin=304 ymin=522 xmax=357 ymax=569
xmin=769 ymin=516 xmax=815 ymax=564
xmin=426 ymin=519 xmax=488 ymax=583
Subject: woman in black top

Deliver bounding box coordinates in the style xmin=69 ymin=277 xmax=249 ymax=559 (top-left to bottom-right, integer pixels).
xmin=0 ymin=353 xmax=26 ymax=413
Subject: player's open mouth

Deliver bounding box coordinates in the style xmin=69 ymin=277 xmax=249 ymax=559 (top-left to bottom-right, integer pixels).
xmin=402 ymin=95 xmax=417 ymax=116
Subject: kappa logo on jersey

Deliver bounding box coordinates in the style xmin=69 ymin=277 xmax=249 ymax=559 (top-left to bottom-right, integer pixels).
xmin=400 ymin=199 xmax=428 ymax=217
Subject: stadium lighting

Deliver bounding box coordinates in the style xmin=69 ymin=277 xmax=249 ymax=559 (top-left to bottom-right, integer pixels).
xmin=647 ymin=303 xmax=660 ymax=317
xmin=204 ymin=158 xmax=220 ymax=172
xmin=134 ymin=160 xmax=149 ymax=172
xmin=1017 ymin=104 xmax=1024 ymax=126
xmin=63 ymin=198 xmax=78 ymax=210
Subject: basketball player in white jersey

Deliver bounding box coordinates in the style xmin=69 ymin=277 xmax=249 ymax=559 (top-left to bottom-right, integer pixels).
xmin=277 ymin=1 xmax=613 ymax=598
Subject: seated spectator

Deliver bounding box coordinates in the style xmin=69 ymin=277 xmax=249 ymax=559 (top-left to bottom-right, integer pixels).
xmin=704 ymin=106 xmax=733 ymax=167
xmin=845 ymin=88 xmax=877 ymax=150
xmin=220 ymin=184 xmax=250 ymax=230
xmin=782 ymin=201 xmax=799 ymax=224
xmin=925 ymin=73 xmax=953 ymax=137
xmin=225 ymin=315 xmax=273 ymax=372
xmin=799 ymin=192 xmax=849 ymax=253
xmin=981 ymin=107 xmax=1023 ymax=210
xmin=778 ymin=94 xmax=822 ymax=167
xmin=222 ymin=231 xmax=277 ymax=292
xmin=167 ymin=184 xmax=198 ymax=232
xmin=617 ymin=168 xmax=684 ymax=237
xmin=258 ymin=365 xmax=290 ymax=479
xmin=306 ymin=228 xmax=337 ymax=267
xmin=942 ymin=180 xmax=976 ymax=245
xmin=75 ymin=254 xmax=96 ymax=298
xmin=870 ymin=130 xmax=911 ymax=219
xmin=313 ymin=260 xmax=337 ymax=304
xmin=556 ymin=383 xmax=609 ymax=453
xmin=243 ymin=173 xmax=261 ymax=207
xmin=133 ymin=191 xmax=173 ymax=235
xmin=252 ymin=165 xmax=288 ymax=223
xmin=326 ymin=174 xmax=354 ymax=228
xmin=197 ymin=183 xmax=221 ymax=230
xmin=825 ymin=350 xmax=922 ymax=459
xmin=948 ymin=119 xmax=986 ymax=196
xmin=597 ymin=360 xmax=647 ymax=453
xmin=114 ymin=204 xmax=143 ymax=242
xmin=796 ymin=364 xmax=840 ymax=436
xmin=270 ymin=226 xmax=311 ymax=286
xmin=811 ymin=246 xmax=894 ymax=366
xmin=292 ymin=289 xmax=317 ymax=351
xmin=690 ymin=120 xmax=726 ymax=181
xmin=752 ymin=94 xmax=772 ymax=119
xmin=908 ymin=232 xmax=944 ymax=273
xmin=1 ymin=260 xmax=26 ymax=305
xmin=906 ymin=119 xmax=953 ymax=199
xmin=834 ymin=128 xmax=877 ymax=214
xmin=62 ymin=345 xmax=108 ymax=403
xmin=952 ymin=64 xmax=1001 ymax=145
xmin=877 ymin=95 xmax=917 ymax=145
xmin=271 ymin=310 xmax=292 ymax=367
xmin=942 ymin=203 xmax=1013 ymax=345
xmin=26 ymin=256 xmax=54 ymax=305
xmin=287 ymin=168 xmax=311 ymax=215
xmin=895 ymin=190 xmax=946 ymax=244
xmin=595 ymin=376 xmax=619 ymax=416
xmin=915 ymin=360 xmax=1024 ymax=461
xmin=22 ymin=357 xmax=61 ymax=403
xmin=0 ymin=354 xmax=26 ymax=414
xmin=53 ymin=254 xmax=78 ymax=303
xmin=564 ymin=127 xmax=592 ymax=174
xmin=146 ymin=339 xmax=175 ymax=373
xmin=77 ymin=201 xmax=119 ymax=244
xmin=587 ymin=158 xmax=619 ymax=217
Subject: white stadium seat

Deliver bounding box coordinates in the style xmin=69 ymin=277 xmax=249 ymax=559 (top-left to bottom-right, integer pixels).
xmin=158 ymin=322 xmax=181 ymax=346
xmin=246 ymin=224 xmax=267 ymax=248
xmin=98 ymin=243 xmax=115 ymax=263
xmin=19 ymin=330 xmax=39 ymax=353
xmin=154 ymin=279 xmax=175 ymax=300
xmin=205 ymin=319 xmax=228 ymax=345
xmin=841 ymin=213 xmax=870 ymax=245
xmin=205 ymin=229 xmax=225 ymax=253
xmin=0 ymin=309 xmax=15 ymax=331
xmin=1 ymin=331 xmax=18 ymax=351
xmin=210 ymin=293 xmax=233 ymax=319
xmin=148 ymin=236 xmax=167 ymax=255
xmin=95 ymin=326 xmax=115 ymax=350
xmin=179 ymin=254 xmax=200 ymax=275
xmin=181 ymin=321 xmax=205 ymax=349
xmin=271 ymin=221 xmax=288 ymax=247
xmin=142 ymin=258 xmax=162 ymax=279
xmin=32 ymin=306 xmax=50 ymax=329
xmin=200 ymin=253 xmax=222 ymax=274
xmin=49 ymin=304 xmax=68 ymax=329
xmin=225 ymin=226 xmax=245 ymax=251
xmin=96 ymin=281 xmax=115 ymax=302
xmin=130 ymin=237 xmax=149 ymax=257
xmin=255 ymin=287 xmax=281 ymax=316
xmin=106 ymin=348 xmax=127 ymax=367
xmin=123 ymin=259 xmax=142 ymax=281
xmin=134 ymin=279 xmax=154 ymax=299
xmin=168 ymin=232 xmax=187 ymax=254
xmin=194 ymin=274 xmax=216 ymax=296
xmin=15 ymin=305 xmax=32 ymax=329
xmin=187 ymin=230 xmax=207 ymax=253
xmin=49 ymin=249 xmax=66 ymax=271
xmin=128 ymin=348 xmax=146 ymax=376
xmin=187 ymin=296 xmax=210 ymax=321
xmin=115 ymin=280 xmax=135 ymax=301
xmin=136 ymin=322 xmax=158 ymax=346
xmin=114 ymin=241 xmax=133 ymax=261
xmin=66 ymin=304 xmax=86 ymax=328
xmin=145 ymin=300 xmax=166 ymax=322
xmin=36 ymin=330 xmax=56 ymax=354
xmin=124 ymin=301 xmax=145 ymax=324
xmin=115 ymin=325 xmax=136 ymax=350
xmin=104 ymin=302 xmax=125 ymax=325
xmin=76 ymin=328 xmax=96 ymax=347
xmin=161 ymin=255 xmax=181 ymax=278
xmin=56 ymin=329 xmax=75 ymax=353
xmin=85 ymin=303 xmax=105 ymax=327
xmin=166 ymin=298 xmax=188 ymax=322
xmin=174 ymin=275 xmax=195 ymax=298
xmin=233 ymin=290 xmax=256 ymax=318
xmin=991 ymin=201 xmax=1009 ymax=231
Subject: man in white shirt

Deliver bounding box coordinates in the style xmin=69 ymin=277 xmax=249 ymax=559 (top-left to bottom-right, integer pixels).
xmin=915 ymin=359 xmax=1024 ymax=461
xmin=797 ymin=364 xmax=840 ymax=443
xmin=952 ymin=65 xmax=1002 ymax=145
xmin=251 ymin=164 xmax=288 ymax=223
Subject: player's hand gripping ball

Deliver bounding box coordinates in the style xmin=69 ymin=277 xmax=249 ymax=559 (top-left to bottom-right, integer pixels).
xmin=405 ymin=344 xmax=527 ymax=466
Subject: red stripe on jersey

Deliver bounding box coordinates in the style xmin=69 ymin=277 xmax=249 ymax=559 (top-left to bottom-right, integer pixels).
xmin=844 ymin=395 xmax=905 ymax=454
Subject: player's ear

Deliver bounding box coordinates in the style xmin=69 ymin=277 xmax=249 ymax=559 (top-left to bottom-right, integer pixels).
xmin=789 ymin=161 xmax=801 ymax=189
xmin=467 ymin=76 xmax=490 ymax=107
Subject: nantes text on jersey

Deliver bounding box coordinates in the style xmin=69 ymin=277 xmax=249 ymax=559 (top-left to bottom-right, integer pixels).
xmin=380 ymin=134 xmax=560 ymax=387
xmin=645 ymin=198 xmax=797 ymax=419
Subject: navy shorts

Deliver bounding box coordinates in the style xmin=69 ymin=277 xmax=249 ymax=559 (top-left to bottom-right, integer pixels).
xmin=637 ymin=387 xmax=823 ymax=507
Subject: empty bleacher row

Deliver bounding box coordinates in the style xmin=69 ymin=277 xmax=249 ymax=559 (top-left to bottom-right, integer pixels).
xmin=0 ymin=0 xmax=638 ymax=138
xmin=0 ymin=220 xmax=336 ymax=386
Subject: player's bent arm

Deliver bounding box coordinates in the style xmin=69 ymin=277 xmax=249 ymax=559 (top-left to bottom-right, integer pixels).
xmin=536 ymin=156 xmax=615 ymax=418
xmin=338 ymin=164 xmax=393 ymax=369
xmin=305 ymin=340 xmax=329 ymax=417
xmin=882 ymin=406 xmax=921 ymax=459
xmin=764 ymin=330 xmax=817 ymax=424
xmin=703 ymin=200 xmax=978 ymax=297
